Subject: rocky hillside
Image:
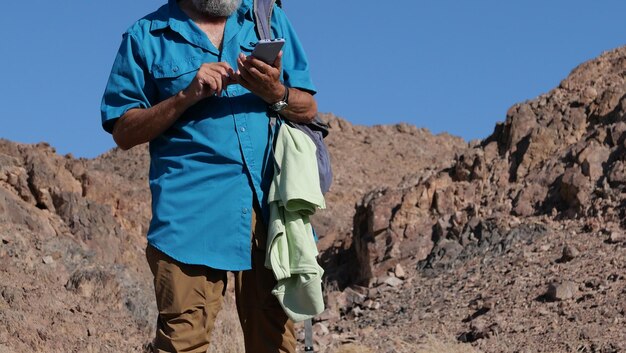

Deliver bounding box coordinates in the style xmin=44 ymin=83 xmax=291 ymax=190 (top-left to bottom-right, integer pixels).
xmin=328 ymin=47 xmax=626 ymax=353
xmin=0 ymin=141 xmax=154 ymax=352
xmin=342 ymin=46 xmax=626 ymax=285
xmin=0 ymin=112 xmax=464 ymax=351
xmin=1 ymin=46 xmax=626 ymax=353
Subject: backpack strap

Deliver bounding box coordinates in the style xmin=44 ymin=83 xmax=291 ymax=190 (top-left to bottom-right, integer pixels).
xmin=254 ymin=0 xmax=277 ymax=40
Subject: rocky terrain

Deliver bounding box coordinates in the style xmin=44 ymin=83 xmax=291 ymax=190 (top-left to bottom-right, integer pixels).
xmin=1 ymin=46 xmax=626 ymax=353
xmin=0 ymin=109 xmax=464 ymax=352
xmin=323 ymin=47 xmax=626 ymax=352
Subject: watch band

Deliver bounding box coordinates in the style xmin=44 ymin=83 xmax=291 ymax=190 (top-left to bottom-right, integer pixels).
xmin=270 ymin=86 xmax=289 ymax=112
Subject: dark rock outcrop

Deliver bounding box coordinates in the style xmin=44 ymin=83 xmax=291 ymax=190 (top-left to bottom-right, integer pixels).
xmin=342 ymin=46 xmax=626 ymax=287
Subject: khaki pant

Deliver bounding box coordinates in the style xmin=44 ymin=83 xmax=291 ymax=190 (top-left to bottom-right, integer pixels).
xmin=146 ymin=207 xmax=296 ymax=353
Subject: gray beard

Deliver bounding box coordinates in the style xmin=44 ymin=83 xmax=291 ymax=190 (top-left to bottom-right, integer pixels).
xmin=190 ymin=0 xmax=242 ymax=17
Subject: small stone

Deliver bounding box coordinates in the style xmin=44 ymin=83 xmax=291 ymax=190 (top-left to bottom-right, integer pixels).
xmin=87 ymin=326 xmax=96 ymax=337
xmin=546 ymin=281 xmax=578 ymax=301
xmin=359 ymin=326 xmax=375 ymax=336
xmin=537 ymin=307 xmax=550 ymax=316
xmin=608 ymin=232 xmax=624 ymax=244
xmin=374 ymin=276 xmax=389 ymax=287
xmin=383 ymin=277 xmax=403 ymax=287
xmin=469 ymin=318 xmax=489 ymax=339
xmin=317 ymin=309 xmax=340 ymax=322
xmin=394 ymin=264 xmax=406 ymax=279
xmin=483 ymin=297 xmax=496 ymax=310
xmin=325 ymin=291 xmax=346 ymax=311
xmin=581 ymin=86 xmax=598 ymax=103
xmin=42 ymin=256 xmax=54 ymax=265
xmin=363 ymin=299 xmax=374 ymax=309
xmin=314 ymin=334 xmax=332 ymax=347
xmin=540 ymin=244 xmax=551 ymax=252
xmin=343 ymin=287 xmax=366 ymax=306
xmin=313 ymin=322 xmax=329 ymax=336
xmin=367 ymin=287 xmax=380 ymax=299
xmin=351 ymin=307 xmax=364 ymax=317
xmin=366 ymin=277 xmax=378 ymax=288
xmin=559 ymin=244 xmax=580 ymax=262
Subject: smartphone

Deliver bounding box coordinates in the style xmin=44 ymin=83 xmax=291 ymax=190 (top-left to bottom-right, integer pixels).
xmin=251 ymin=39 xmax=285 ymax=65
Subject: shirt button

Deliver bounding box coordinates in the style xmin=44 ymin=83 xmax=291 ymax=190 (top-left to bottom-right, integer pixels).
xmin=172 ymin=66 xmax=179 ymax=73
xmin=240 ymin=127 xmax=246 ymax=132
xmin=242 ymin=208 xmax=248 ymax=214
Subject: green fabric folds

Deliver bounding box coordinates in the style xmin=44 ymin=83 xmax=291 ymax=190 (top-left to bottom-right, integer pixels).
xmin=266 ymin=123 xmax=326 ymax=322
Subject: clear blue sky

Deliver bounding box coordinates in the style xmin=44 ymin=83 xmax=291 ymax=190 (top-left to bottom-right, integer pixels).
xmin=1 ymin=0 xmax=624 ymax=158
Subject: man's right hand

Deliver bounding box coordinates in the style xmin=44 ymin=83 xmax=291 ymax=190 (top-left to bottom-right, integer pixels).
xmin=182 ymin=62 xmax=236 ymax=104
xmin=113 ymin=62 xmax=235 ymax=150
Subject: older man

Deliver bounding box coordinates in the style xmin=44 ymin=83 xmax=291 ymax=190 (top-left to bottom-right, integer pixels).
xmin=100 ymin=0 xmax=317 ymax=351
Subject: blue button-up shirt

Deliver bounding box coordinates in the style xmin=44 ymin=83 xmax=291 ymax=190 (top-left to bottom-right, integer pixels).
xmin=100 ymin=0 xmax=316 ymax=270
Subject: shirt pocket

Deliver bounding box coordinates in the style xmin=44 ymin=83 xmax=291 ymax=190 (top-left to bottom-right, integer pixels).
xmin=151 ymin=56 xmax=201 ymax=99
xmin=228 ymin=41 xmax=256 ymax=97
xmin=240 ymin=40 xmax=255 ymax=56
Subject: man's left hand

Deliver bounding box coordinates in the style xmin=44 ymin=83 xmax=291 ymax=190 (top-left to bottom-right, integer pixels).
xmin=235 ymin=52 xmax=285 ymax=104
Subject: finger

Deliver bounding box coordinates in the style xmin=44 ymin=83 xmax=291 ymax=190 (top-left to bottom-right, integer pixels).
xmin=215 ymin=64 xmax=236 ymax=86
xmin=215 ymin=71 xmax=225 ymax=95
xmin=235 ymin=71 xmax=250 ymax=89
xmin=246 ymin=65 xmax=266 ymax=80
xmin=206 ymin=69 xmax=225 ymax=95
xmin=237 ymin=55 xmax=258 ymax=82
xmin=197 ymin=73 xmax=209 ymax=90
xmin=273 ymin=51 xmax=283 ymax=71
xmin=238 ymin=53 xmax=248 ymax=70
xmin=246 ymin=55 xmax=270 ymax=74
xmin=215 ymin=75 xmax=223 ymax=96
xmin=210 ymin=64 xmax=229 ymax=78
xmin=238 ymin=64 xmax=255 ymax=84
xmin=237 ymin=56 xmax=253 ymax=80
xmin=221 ymin=75 xmax=230 ymax=93
xmin=200 ymin=63 xmax=218 ymax=75
xmin=226 ymin=67 xmax=237 ymax=85
xmin=237 ymin=55 xmax=246 ymax=71
xmin=232 ymin=71 xmax=242 ymax=84
xmin=202 ymin=63 xmax=231 ymax=83
xmin=240 ymin=60 xmax=266 ymax=84
xmin=205 ymin=75 xmax=218 ymax=95
xmin=240 ymin=55 xmax=256 ymax=72
xmin=216 ymin=61 xmax=233 ymax=71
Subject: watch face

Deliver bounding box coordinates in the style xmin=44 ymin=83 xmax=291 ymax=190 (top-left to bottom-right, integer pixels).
xmin=272 ymin=101 xmax=288 ymax=112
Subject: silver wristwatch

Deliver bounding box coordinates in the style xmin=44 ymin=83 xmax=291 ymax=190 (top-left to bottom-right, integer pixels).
xmin=270 ymin=86 xmax=289 ymax=112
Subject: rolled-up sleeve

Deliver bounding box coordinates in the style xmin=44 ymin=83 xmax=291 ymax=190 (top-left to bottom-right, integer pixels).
xmin=100 ymin=32 xmax=156 ymax=134
xmin=273 ymin=7 xmax=316 ymax=95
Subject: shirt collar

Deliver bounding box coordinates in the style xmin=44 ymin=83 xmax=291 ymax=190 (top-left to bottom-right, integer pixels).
xmin=150 ymin=0 xmax=253 ymax=54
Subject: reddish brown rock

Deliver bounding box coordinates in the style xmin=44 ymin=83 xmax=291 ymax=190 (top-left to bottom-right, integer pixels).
xmin=577 ymin=142 xmax=610 ymax=182
xmin=560 ymin=166 xmax=590 ymax=213
xmin=3 ymin=45 xmax=626 ymax=353
xmin=545 ymin=281 xmax=579 ymax=301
